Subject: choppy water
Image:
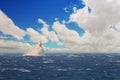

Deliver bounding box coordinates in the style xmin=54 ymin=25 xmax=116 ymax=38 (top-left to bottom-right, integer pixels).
xmin=0 ymin=53 xmax=120 ymax=80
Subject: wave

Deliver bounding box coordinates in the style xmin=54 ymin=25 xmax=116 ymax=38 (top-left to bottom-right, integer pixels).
xmin=23 ymin=47 xmax=44 ymax=56
xmin=1 ymin=68 xmax=31 ymax=73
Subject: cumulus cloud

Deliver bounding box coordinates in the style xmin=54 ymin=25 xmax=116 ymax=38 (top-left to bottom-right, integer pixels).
xmin=27 ymin=28 xmax=48 ymax=43
xmin=38 ymin=19 xmax=49 ymax=28
xmin=68 ymin=0 xmax=120 ymax=52
xmin=38 ymin=18 xmax=59 ymax=42
xmin=70 ymin=0 xmax=120 ymax=36
xmin=1 ymin=0 xmax=120 ymax=53
xmin=53 ymin=21 xmax=82 ymax=50
xmin=0 ymin=10 xmax=49 ymax=53
xmin=0 ymin=40 xmax=32 ymax=53
xmin=0 ymin=10 xmax=26 ymax=40
xmin=45 ymin=47 xmax=70 ymax=53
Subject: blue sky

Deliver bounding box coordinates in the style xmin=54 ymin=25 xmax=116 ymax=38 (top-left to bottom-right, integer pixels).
xmin=1 ymin=0 xmax=120 ymax=53
xmin=0 ymin=0 xmax=84 ymax=29
xmin=0 ymin=0 xmax=85 ymax=48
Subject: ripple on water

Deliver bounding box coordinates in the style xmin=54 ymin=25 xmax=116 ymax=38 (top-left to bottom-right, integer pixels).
xmin=1 ymin=68 xmax=31 ymax=73
xmin=43 ymin=59 xmax=54 ymax=63
xmin=56 ymin=68 xmax=68 ymax=71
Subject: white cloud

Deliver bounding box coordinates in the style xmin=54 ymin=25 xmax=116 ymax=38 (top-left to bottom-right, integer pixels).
xmin=73 ymin=6 xmax=77 ymax=13
xmin=67 ymin=0 xmax=120 ymax=52
xmin=54 ymin=18 xmax=59 ymax=21
xmin=1 ymin=0 xmax=120 ymax=53
xmin=64 ymin=7 xmax=69 ymax=13
xmin=57 ymin=42 xmax=64 ymax=46
xmin=53 ymin=21 xmax=82 ymax=50
xmin=103 ymin=27 xmax=120 ymax=51
xmin=70 ymin=0 xmax=120 ymax=36
xmin=0 ymin=40 xmax=32 ymax=53
xmin=38 ymin=18 xmax=59 ymax=42
xmin=41 ymin=27 xmax=59 ymax=42
xmin=115 ymin=22 xmax=120 ymax=32
xmin=38 ymin=18 xmax=49 ymax=28
xmin=0 ymin=10 xmax=26 ymax=40
xmin=27 ymin=28 xmax=48 ymax=43
xmin=45 ymin=47 xmax=70 ymax=53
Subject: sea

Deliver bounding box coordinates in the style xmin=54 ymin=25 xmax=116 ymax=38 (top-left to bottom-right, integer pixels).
xmin=0 ymin=53 xmax=120 ymax=80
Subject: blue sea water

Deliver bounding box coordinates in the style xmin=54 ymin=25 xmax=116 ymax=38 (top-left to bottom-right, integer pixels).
xmin=0 ymin=53 xmax=120 ymax=80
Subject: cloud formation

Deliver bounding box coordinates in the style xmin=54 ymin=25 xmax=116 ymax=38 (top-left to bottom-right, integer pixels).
xmin=38 ymin=19 xmax=59 ymax=42
xmin=70 ymin=0 xmax=120 ymax=36
xmin=0 ymin=40 xmax=32 ymax=53
xmin=41 ymin=27 xmax=59 ymax=42
xmin=0 ymin=10 xmax=26 ymax=40
xmin=38 ymin=18 xmax=59 ymax=42
xmin=0 ymin=11 xmax=48 ymax=53
xmin=45 ymin=47 xmax=69 ymax=53
xmin=27 ymin=28 xmax=48 ymax=43
xmin=53 ymin=21 xmax=81 ymax=50
xmin=69 ymin=0 xmax=120 ymax=52
xmin=1 ymin=0 xmax=120 ymax=53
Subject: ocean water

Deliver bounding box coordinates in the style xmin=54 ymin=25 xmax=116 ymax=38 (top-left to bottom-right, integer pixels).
xmin=0 ymin=53 xmax=120 ymax=80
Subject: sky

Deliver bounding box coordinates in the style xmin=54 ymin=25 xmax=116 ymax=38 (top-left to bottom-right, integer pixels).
xmin=0 ymin=0 xmax=120 ymax=53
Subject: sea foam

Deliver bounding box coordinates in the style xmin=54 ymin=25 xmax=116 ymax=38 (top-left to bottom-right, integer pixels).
xmin=24 ymin=46 xmax=44 ymax=56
